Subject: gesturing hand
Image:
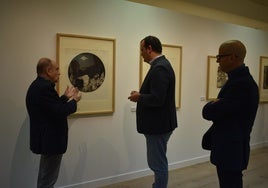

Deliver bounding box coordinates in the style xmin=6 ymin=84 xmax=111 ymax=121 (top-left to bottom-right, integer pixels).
xmin=64 ymin=85 xmax=75 ymax=99
xmin=73 ymin=88 xmax=82 ymax=102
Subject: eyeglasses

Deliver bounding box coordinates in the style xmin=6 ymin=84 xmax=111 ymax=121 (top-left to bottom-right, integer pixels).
xmin=216 ymin=54 xmax=232 ymax=60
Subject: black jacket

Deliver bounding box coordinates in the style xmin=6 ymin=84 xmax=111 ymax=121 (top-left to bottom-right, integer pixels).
xmin=202 ymin=64 xmax=259 ymax=170
xmin=137 ymin=55 xmax=178 ymax=134
xmin=26 ymin=76 xmax=77 ymax=154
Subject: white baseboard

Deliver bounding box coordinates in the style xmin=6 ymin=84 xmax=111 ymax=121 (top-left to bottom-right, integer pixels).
xmin=168 ymin=154 xmax=210 ymax=171
xmin=58 ymin=168 xmax=153 ymax=188
xmin=58 ymin=155 xmax=210 ymax=188
xmin=250 ymin=140 xmax=268 ymax=149
xmin=58 ymin=141 xmax=268 ymax=188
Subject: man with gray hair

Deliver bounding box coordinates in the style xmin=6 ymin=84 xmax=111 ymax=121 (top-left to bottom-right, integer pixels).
xmin=26 ymin=58 xmax=81 ymax=188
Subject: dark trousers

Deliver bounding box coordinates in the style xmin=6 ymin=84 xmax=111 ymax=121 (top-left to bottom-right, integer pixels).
xmin=216 ymin=166 xmax=243 ymax=188
xmin=37 ymin=154 xmax=63 ymax=188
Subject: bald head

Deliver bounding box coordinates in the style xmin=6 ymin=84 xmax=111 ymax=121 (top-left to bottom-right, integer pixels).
xmin=216 ymin=40 xmax=247 ymax=73
xmin=37 ymin=58 xmax=52 ymax=75
xmin=36 ymin=57 xmax=60 ymax=83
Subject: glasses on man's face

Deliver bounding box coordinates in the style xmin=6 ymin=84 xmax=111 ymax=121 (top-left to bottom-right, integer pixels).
xmin=216 ymin=54 xmax=232 ymax=61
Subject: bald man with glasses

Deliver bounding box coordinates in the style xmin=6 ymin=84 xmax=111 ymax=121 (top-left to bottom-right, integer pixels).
xmin=202 ymin=40 xmax=259 ymax=188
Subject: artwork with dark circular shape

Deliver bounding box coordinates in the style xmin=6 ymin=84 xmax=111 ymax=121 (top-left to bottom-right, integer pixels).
xmin=68 ymin=53 xmax=105 ymax=92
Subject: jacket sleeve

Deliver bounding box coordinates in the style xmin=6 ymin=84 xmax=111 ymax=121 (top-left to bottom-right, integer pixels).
xmin=202 ymin=82 xmax=248 ymax=121
xmin=139 ymin=66 xmax=170 ymax=107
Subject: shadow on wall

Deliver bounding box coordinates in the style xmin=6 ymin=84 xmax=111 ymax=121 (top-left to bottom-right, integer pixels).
xmin=10 ymin=116 xmax=39 ymax=188
xmin=57 ymin=141 xmax=88 ymax=186
xmin=56 ymin=121 xmax=121 ymax=187
xmin=122 ymin=103 xmax=147 ymax=170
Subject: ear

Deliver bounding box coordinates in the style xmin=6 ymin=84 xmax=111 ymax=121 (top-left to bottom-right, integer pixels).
xmin=46 ymin=66 xmax=52 ymax=76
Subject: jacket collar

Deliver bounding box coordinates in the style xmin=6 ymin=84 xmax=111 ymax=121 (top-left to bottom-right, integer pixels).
xmin=37 ymin=76 xmax=55 ymax=87
xmin=151 ymin=55 xmax=164 ymax=66
xmin=227 ymin=63 xmax=247 ymax=79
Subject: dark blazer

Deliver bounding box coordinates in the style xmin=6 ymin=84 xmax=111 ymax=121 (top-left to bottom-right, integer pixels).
xmin=202 ymin=64 xmax=259 ymax=170
xmin=136 ymin=55 xmax=177 ymax=134
xmin=26 ymin=76 xmax=77 ymax=155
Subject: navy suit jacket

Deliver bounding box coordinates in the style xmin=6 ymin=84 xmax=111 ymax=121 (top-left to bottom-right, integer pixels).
xmin=26 ymin=76 xmax=77 ymax=154
xmin=136 ymin=55 xmax=177 ymax=134
xmin=202 ymin=64 xmax=259 ymax=170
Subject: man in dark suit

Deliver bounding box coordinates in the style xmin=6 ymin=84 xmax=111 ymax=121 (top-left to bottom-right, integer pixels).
xmin=202 ymin=40 xmax=259 ymax=188
xmin=26 ymin=58 xmax=81 ymax=188
xmin=128 ymin=36 xmax=177 ymax=188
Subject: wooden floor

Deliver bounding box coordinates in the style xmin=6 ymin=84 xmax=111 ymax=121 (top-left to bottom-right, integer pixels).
xmin=99 ymin=146 xmax=268 ymax=188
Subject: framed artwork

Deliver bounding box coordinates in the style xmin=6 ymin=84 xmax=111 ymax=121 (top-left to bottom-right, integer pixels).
xmin=206 ymin=56 xmax=228 ymax=100
xmin=139 ymin=44 xmax=182 ymax=109
xmin=259 ymin=56 xmax=268 ymax=102
xmin=56 ymin=33 xmax=115 ymax=115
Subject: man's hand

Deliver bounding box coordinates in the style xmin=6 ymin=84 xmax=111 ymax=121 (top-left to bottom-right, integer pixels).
xmin=73 ymin=88 xmax=82 ymax=102
xmin=64 ymin=85 xmax=75 ymax=99
xmin=64 ymin=86 xmax=82 ymax=102
xmin=128 ymin=90 xmax=140 ymax=102
xmin=211 ymin=98 xmax=220 ymax=103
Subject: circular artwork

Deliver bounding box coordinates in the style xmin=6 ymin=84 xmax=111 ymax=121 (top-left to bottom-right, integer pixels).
xmin=68 ymin=53 xmax=105 ymax=92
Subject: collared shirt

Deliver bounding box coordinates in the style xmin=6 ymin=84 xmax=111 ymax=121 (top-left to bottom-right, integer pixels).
xmin=149 ymin=54 xmax=163 ymax=65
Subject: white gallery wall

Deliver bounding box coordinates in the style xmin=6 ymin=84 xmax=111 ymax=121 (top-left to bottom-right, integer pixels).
xmin=1 ymin=0 xmax=268 ymax=188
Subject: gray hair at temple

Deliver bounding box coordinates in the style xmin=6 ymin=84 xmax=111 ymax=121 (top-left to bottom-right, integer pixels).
xmin=36 ymin=58 xmax=52 ymax=75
